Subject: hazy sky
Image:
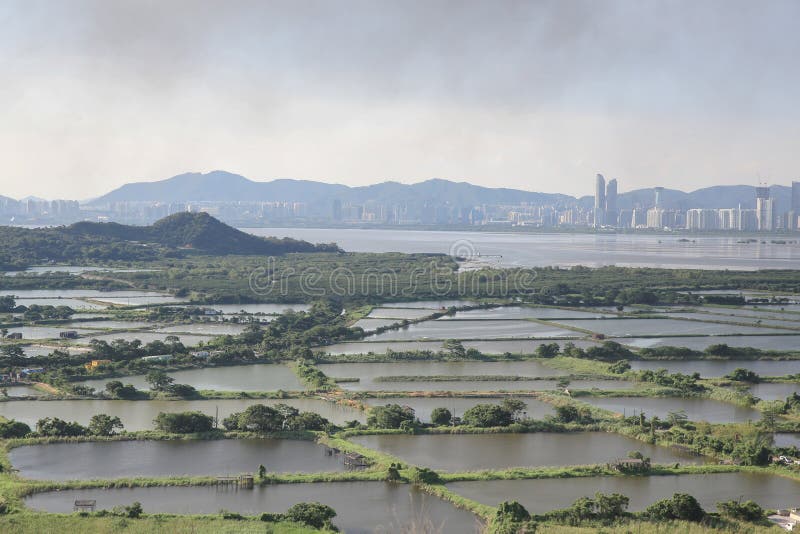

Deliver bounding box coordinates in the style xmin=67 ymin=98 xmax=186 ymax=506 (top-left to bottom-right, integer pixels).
xmin=2 ymin=0 xmax=799 ymax=200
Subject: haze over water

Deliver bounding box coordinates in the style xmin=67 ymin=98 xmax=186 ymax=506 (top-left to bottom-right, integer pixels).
xmin=245 ymin=228 xmax=800 ymax=270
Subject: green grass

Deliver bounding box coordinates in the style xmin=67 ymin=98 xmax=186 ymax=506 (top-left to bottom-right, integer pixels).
xmin=0 ymin=513 xmax=320 ymax=534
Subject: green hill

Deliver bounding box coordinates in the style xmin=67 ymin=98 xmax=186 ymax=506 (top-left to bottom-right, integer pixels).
xmin=0 ymin=213 xmax=340 ymax=268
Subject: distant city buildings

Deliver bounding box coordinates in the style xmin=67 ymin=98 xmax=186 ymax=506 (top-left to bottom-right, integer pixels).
xmin=2 ymin=174 xmax=799 ymax=232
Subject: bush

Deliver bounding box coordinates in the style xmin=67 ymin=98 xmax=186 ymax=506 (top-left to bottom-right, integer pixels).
xmin=35 ymin=417 xmax=87 ymax=437
xmin=0 ymin=420 xmax=31 ymax=438
xmin=367 ymin=404 xmax=416 ymax=429
xmin=717 ymin=500 xmax=765 ymax=522
xmin=430 ymin=407 xmax=452 ymax=426
xmin=153 ymin=411 xmax=213 ymax=433
xmin=645 ymin=493 xmax=705 ymax=522
xmin=283 ymin=502 xmax=337 ymax=529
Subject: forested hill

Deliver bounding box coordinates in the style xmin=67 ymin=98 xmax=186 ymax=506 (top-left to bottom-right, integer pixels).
xmin=0 ymin=213 xmax=340 ymax=268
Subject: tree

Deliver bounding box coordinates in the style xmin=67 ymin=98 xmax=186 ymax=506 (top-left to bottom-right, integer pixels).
xmin=535 ymin=342 xmax=560 ymax=358
xmin=125 ymin=501 xmax=143 ymax=518
xmin=367 ymin=404 xmax=416 ymax=429
xmin=462 ymin=404 xmax=513 ymax=427
xmin=608 ymin=360 xmax=631 ymax=374
xmin=443 ymin=339 xmax=466 ymax=359
xmin=258 ymin=464 xmax=267 ymax=478
xmin=0 ymin=420 xmax=31 ymax=438
xmin=666 ymin=410 xmax=689 ymax=427
xmin=153 ymin=411 xmax=213 ymax=433
xmin=283 ymin=502 xmax=337 ymax=529
xmin=726 ymin=368 xmax=760 ymax=383
xmin=554 ymin=405 xmax=580 ymax=423
xmin=645 ymin=493 xmax=705 ymax=522
xmin=430 ymin=407 xmax=452 ymax=426
xmin=36 ymin=417 xmax=87 ymax=437
xmin=105 ymin=381 xmax=139 ymax=399
xmin=501 ymin=398 xmax=527 ymax=421
xmin=145 ymin=370 xmax=174 ymax=392
xmin=717 ymin=500 xmax=765 ymax=522
xmin=167 ymin=383 xmax=197 ymax=398
xmin=89 ymin=414 xmax=124 ymax=436
xmin=236 ymin=404 xmax=283 ymax=432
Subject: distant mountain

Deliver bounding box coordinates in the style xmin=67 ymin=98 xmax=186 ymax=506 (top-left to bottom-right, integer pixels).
xmin=91 ymin=170 xmax=795 ymax=212
xmin=0 ymin=213 xmax=339 ymax=268
xmin=91 ymin=171 xmax=572 ymax=207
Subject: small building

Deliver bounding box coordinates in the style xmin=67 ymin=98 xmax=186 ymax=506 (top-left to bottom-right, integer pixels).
xmin=74 ymin=499 xmax=96 ymax=512
xmin=20 ymin=368 xmax=44 ymax=376
xmin=59 ymin=330 xmax=79 ymax=339
xmin=191 ymin=350 xmax=211 ymax=359
xmin=84 ymin=359 xmax=112 ymax=371
xmin=6 ymin=333 xmax=22 ymax=339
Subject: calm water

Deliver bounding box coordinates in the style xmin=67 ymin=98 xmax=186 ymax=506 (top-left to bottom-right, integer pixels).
xmin=447 ymin=472 xmax=800 ymax=513
xmin=76 ymin=364 xmax=303 ymax=392
xmin=554 ymin=318 xmax=792 ymax=337
xmin=13 ymin=297 xmax=107 ymax=309
xmin=0 ymin=398 xmax=365 ymax=429
xmin=319 ymin=361 xmax=565 ymax=380
xmin=440 ymin=307 xmax=613 ymax=320
xmin=5 ymin=326 xmax=94 ymax=339
xmin=203 ymin=303 xmax=309 ymax=314
xmin=0 ymin=289 xmax=169 ymax=298
xmin=244 ymin=228 xmax=800 ymax=270
xmin=629 ymin=359 xmax=800 ymax=377
xmin=367 ymin=308 xmax=436 ymax=320
xmin=320 ymin=339 xmax=597 ymax=356
xmin=25 ymin=483 xmax=483 ymax=533
xmin=774 ymin=433 xmax=800 ymax=449
xmin=663 ymin=312 xmax=800 ymax=330
xmin=90 ymin=295 xmax=186 ymax=305
xmin=367 ymin=300 xmax=476 ymax=309
xmin=10 ymin=439 xmax=344 ymax=480
xmin=580 ymin=396 xmax=762 ymax=423
xmin=616 ymin=335 xmax=800 ymax=351
xmin=366 ymin=319 xmax=577 ymax=341
xmin=363 ymin=397 xmax=554 ymax=423
xmin=350 ymin=433 xmax=705 ymax=471
xmin=352 ymin=318 xmax=404 ymax=331
xmin=748 ymin=382 xmax=800 ymax=401
xmin=155 ymin=323 xmax=248 ymax=335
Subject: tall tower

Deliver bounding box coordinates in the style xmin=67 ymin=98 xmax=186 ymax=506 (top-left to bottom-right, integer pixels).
xmin=756 ymin=186 xmax=773 ymax=231
xmin=594 ymin=174 xmax=606 ymax=228
xmin=790 ymin=181 xmax=800 ymax=231
xmin=605 ymin=178 xmax=618 ymax=226
xmin=653 ymin=187 xmax=664 ymax=208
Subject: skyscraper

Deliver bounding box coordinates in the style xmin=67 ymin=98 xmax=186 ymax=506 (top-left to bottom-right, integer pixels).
xmin=790 ymin=181 xmax=800 ymax=231
xmin=756 ymin=186 xmax=774 ymax=231
xmin=653 ymin=187 xmax=664 ymax=208
xmin=594 ymin=174 xmax=606 ymax=227
xmin=605 ymin=178 xmax=618 ymax=226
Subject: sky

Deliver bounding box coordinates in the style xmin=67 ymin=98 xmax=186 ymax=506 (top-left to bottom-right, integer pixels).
xmin=1 ymin=0 xmax=799 ymax=200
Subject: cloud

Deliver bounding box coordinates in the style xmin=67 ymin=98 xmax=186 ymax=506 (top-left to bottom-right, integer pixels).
xmin=0 ymin=0 xmax=798 ymax=198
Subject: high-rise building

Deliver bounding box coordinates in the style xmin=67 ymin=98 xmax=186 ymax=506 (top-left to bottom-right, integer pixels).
xmin=605 ymin=178 xmax=618 ymax=226
xmin=755 ymin=186 xmax=774 ymax=231
xmin=653 ymin=187 xmax=664 ymax=208
xmin=594 ymin=174 xmax=606 ymax=227
xmin=789 ymin=181 xmax=800 ymax=231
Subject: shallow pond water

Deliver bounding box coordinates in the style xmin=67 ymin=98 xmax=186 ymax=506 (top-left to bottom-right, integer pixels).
xmin=25 ymin=482 xmax=483 ymax=533
xmin=447 ymin=472 xmax=800 ymax=513
xmin=10 ymin=439 xmax=345 ymax=480
xmin=579 ymin=396 xmax=762 ymax=423
xmin=349 ymin=432 xmax=705 ymax=471
xmin=76 ymin=364 xmax=303 ymax=392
